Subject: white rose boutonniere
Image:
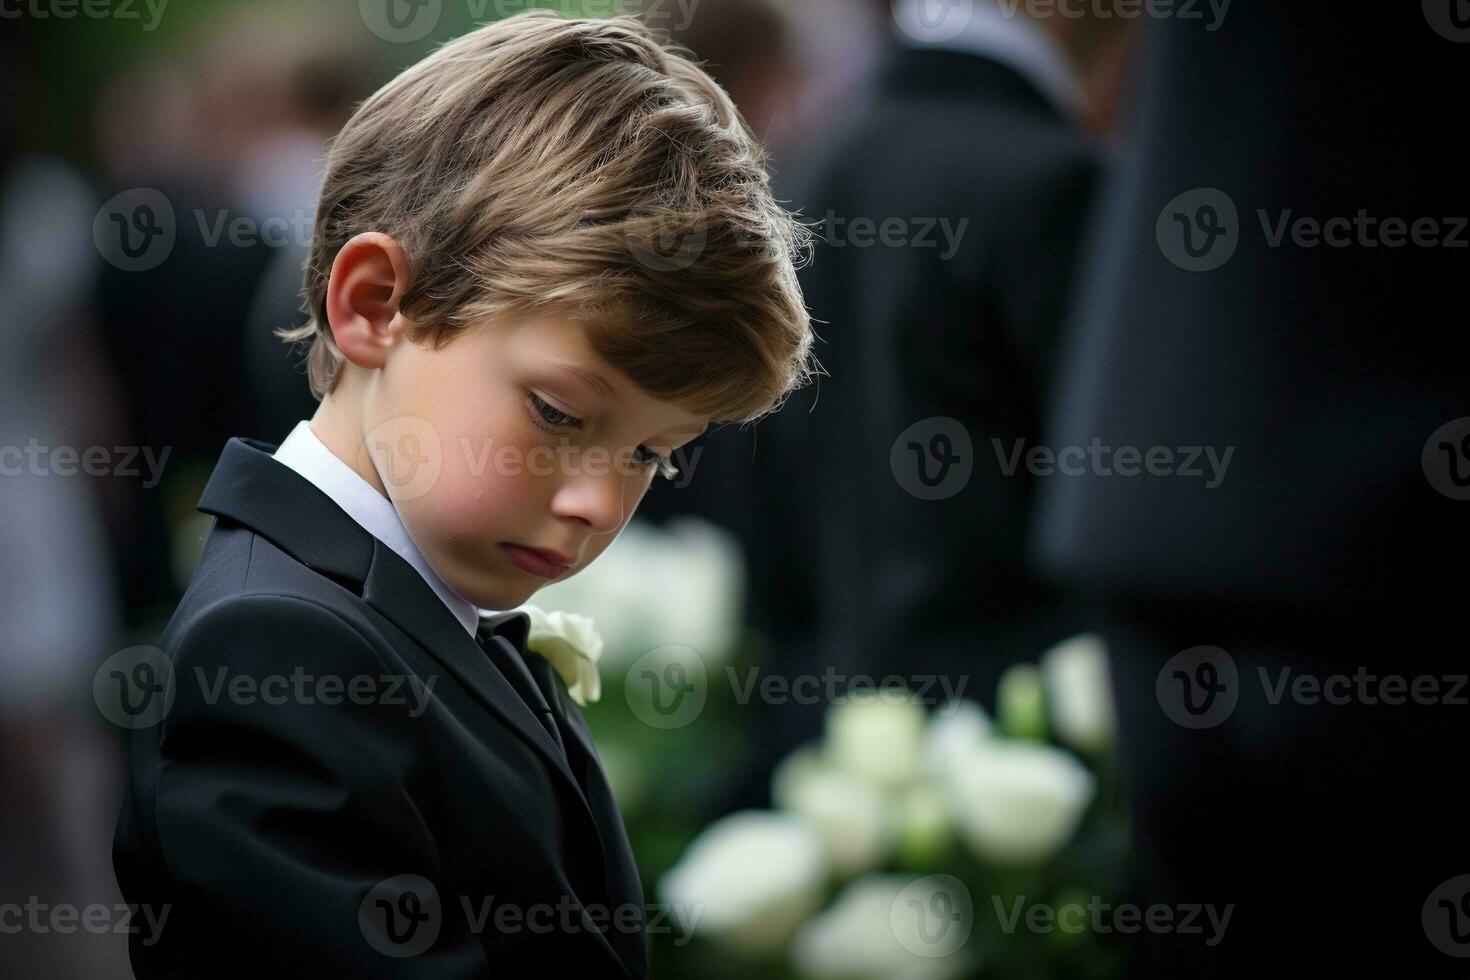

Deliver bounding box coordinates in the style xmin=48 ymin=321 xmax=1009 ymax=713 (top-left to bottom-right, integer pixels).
xmin=522 ymin=604 xmax=603 ymax=706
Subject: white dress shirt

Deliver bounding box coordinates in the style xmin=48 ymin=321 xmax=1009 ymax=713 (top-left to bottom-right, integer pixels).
xmin=891 ymin=0 xmax=1085 ymax=122
xmin=272 ymin=420 xmax=523 ymax=637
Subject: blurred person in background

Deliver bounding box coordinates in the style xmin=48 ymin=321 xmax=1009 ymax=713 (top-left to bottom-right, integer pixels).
xmin=1033 ymin=2 xmax=1468 ymax=973
xmin=689 ymin=0 xmax=1137 ymax=815
xmin=90 ymin=52 xmax=271 ymax=632
xmin=89 ymin=11 xmax=376 ymax=633
xmin=0 ymin=20 xmax=130 ymax=979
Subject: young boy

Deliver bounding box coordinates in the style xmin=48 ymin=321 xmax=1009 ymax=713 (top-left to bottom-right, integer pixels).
xmin=112 ymin=11 xmax=813 ymax=977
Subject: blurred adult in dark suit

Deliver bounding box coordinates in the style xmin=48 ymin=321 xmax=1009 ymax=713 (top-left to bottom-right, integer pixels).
xmin=678 ymin=0 xmax=1134 ymax=812
xmin=90 ymin=38 xmax=282 ymax=631
xmin=1032 ymin=2 xmax=1468 ymax=973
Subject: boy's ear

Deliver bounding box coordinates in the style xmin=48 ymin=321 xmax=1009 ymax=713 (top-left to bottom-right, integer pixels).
xmin=325 ymin=232 xmax=412 ymax=370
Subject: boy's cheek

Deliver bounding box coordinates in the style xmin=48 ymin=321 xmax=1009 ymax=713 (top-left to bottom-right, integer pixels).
xmin=408 ymin=461 xmax=522 ymax=548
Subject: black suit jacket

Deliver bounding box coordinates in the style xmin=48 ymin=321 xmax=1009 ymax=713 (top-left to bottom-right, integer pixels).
xmin=777 ymin=42 xmax=1102 ymax=654
xmin=1031 ymin=2 xmax=1468 ymax=618
xmin=113 ymin=437 xmax=648 ymax=978
xmin=1023 ymin=7 xmax=1469 ymax=973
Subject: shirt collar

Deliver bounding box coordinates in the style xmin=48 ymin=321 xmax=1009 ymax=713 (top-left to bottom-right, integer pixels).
xmin=891 ymin=0 xmax=1085 ymax=121
xmin=272 ymin=420 xmax=523 ymax=637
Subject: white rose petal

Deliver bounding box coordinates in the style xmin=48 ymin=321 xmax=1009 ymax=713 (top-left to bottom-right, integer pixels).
xmin=777 ymin=759 xmax=891 ymax=876
xmin=658 ymin=810 xmax=829 ymax=953
xmin=647 ymin=516 xmax=745 ymax=662
xmin=826 ymin=689 xmax=927 ymax=789
xmin=944 ymin=740 xmax=1094 ymax=865
xmin=921 ymin=699 xmax=993 ymax=780
xmin=1040 ymin=633 xmax=1116 ymax=753
xmin=523 ymin=604 xmax=603 ymax=705
xmin=791 ymin=875 xmax=974 ymax=980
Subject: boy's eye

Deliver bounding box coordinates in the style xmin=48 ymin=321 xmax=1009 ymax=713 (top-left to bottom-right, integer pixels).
xmin=529 ymin=393 xmax=679 ymax=480
xmin=635 ymin=445 xmax=679 ymax=481
xmin=528 ymin=392 xmax=584 ymax=430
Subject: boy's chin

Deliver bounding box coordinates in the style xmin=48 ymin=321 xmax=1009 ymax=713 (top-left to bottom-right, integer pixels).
xmin=455 ymin=576 xmax=541 ymax=613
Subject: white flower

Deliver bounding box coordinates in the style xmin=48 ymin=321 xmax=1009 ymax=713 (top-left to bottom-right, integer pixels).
xmin=645 ymin=516 xmax=745 ymax=661
xmin=1040 ymin=633 xmax=1116 ymax=753
xmin=522 ymin=604 xmax=603 ymax=706
xmin=791 ymin=875 xmax=975 ymax=980
xmin=773 ymin=744 xmax=892 ymax=875
xmin=658 ymin=810 xmax=829 ymax=953
xmin=921 ymin=699 xmax=993 ymax=780
xmin=825 ymin=688 xmax=928 ymax=789
xmin=943 ymin=740 xmax=1094 ymax=865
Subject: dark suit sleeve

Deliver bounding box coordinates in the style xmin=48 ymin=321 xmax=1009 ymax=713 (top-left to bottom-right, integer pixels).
xmin=146 ymin=593 xmax=486 ymax=976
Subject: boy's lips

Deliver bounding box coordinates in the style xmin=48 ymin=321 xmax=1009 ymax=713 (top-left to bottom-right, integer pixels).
xmin=499 ymin=542 xmax=573 ymax=578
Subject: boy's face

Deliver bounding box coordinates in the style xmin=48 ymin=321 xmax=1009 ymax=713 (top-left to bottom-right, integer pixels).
xmin=354 ymin=313 xmax=710 ymax=611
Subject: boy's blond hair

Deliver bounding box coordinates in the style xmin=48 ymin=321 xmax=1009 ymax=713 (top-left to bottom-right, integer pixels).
xmin=279 ymin=10 xmax=815 ymax=425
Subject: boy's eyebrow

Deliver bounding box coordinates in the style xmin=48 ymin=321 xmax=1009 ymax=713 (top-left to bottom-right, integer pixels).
xmin=550 ymin=360 xmax=708 ymax=437
xmin=547 ymin=361 xmax=615 ymax=400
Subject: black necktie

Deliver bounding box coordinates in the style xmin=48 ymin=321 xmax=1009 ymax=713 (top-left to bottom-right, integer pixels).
xmin=476 ymin=623 xmax=567 ymax=760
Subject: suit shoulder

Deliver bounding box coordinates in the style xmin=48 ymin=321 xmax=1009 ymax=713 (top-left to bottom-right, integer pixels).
xmin=171 ymin=521 xmax=374 ymax=642
xmin=163 ymin=580 xmax=387 ymax=683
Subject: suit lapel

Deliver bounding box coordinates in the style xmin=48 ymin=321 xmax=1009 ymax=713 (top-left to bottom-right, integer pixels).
xmin=358 ymin=536 xmax=606 ymax=845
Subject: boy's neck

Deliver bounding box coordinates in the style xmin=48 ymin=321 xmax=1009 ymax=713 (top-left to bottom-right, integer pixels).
xmin=308 ymin=389 xmax=391 ymax=501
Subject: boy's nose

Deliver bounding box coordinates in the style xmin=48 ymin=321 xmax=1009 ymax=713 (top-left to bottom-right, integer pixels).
xmin=549 ymin=463 xmax=633 ymax=535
